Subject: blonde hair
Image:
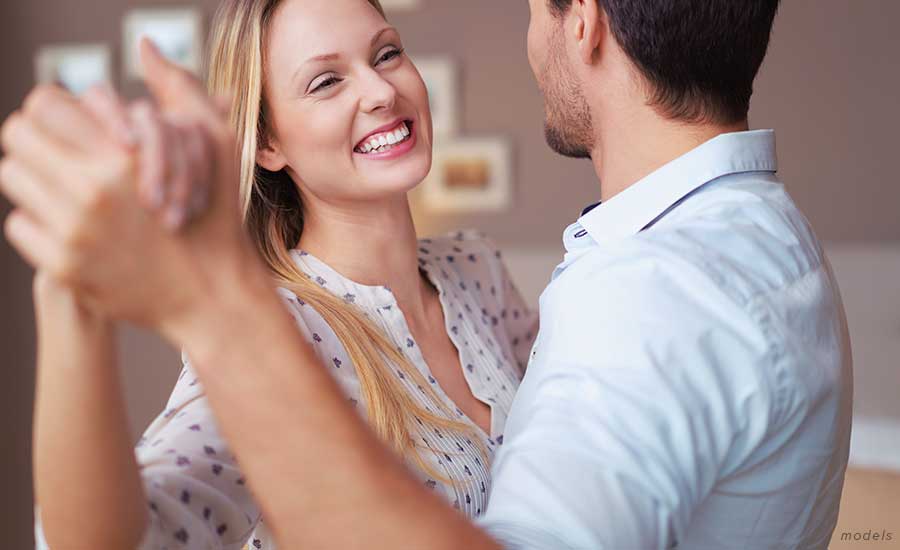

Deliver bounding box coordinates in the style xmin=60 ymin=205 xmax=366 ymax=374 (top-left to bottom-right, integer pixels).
xmin=206 ymin=0 xmax=484 ymax=479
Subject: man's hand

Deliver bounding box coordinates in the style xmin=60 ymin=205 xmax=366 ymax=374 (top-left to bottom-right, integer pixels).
xmin=0 ymin=38 xmax=257 ymax=332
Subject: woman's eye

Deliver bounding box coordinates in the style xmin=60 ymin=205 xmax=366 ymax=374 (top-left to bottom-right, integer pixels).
xmin=376 ymin=47 xmax=404 ymax=65
xmin=310 ymin=76 xmax=341 ymax=93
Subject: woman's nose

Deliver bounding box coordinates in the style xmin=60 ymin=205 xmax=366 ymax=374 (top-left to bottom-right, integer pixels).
xmin=358 ymin=69 xmax=397 ymax=114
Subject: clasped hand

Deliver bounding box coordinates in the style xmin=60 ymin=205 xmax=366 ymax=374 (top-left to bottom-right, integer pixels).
xmin=0 ymin=39 xmax=258 ymax=334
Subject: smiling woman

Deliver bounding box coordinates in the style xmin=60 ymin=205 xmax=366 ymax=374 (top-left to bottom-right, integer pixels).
xmin=147 ymin=2 xmax=535 ymax=546
xmin=205 ymin=0 xmax=463 ymax=480
xmin=23 ymin=0 xmax=536 ymax=548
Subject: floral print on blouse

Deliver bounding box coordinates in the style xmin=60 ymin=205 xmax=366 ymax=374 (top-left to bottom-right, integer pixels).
xmin=34 ymin=230 xmax=538 ymax=550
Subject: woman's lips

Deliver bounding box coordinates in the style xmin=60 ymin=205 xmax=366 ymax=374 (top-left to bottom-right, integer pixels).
xmin=354 ymin=120 xmax=411 ymax=153
xmin=354 ymin=121 xmax=416 ymax=160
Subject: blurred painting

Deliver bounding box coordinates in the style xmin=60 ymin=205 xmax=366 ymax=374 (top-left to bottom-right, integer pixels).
xmin=123 ymin=7 xmax=203 ymax=79
xmin=412 ymin=56 xmax=459 ymax=139
xmin=34 ymin=44 xmax=112 ymax=96
xmin=380 ymin=0 xmax=422 ymax=10
xmin=422 ymin=138 xmax=512 ymax=213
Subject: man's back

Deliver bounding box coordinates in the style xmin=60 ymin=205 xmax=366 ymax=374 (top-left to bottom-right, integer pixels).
xmin=482 ymin=130 xmax=853 ymax=549
xmin=651 ymin=173 xmax=854 ymax=548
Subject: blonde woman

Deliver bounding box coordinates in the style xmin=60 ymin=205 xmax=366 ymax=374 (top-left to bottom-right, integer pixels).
xmin=3 ymin=0 xmax=537 ymax=548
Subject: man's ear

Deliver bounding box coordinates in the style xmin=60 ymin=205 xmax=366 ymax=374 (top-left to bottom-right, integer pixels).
xmin=256 ymin=133 xmax=288 ymax=172
xmin=572 ymin=0 xmax=604 ymax=66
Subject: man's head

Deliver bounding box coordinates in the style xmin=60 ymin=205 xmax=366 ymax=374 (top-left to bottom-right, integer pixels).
xmin=527 ymin=0 xmax=781 ymax=158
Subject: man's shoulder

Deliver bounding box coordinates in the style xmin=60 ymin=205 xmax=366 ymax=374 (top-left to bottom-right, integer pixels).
xmin=556 ymin=177 xmax=827 ymax=313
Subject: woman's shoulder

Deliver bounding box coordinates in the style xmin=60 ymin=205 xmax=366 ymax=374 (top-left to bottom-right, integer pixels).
xmin=418 ymin=230 xmax=511 ymax=303
xmin=418 ymin=229 xmax=504 ymax=268
xmin=273 ymin=285 xmax=334 ymax=341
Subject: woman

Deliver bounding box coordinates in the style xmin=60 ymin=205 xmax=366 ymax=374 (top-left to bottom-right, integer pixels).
xmin=3 ymin=0 xmax=537 ymax=548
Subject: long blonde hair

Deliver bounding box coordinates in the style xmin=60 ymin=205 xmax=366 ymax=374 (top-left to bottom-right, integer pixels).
xmin=206 ymin=0 xmax=484 ymax=479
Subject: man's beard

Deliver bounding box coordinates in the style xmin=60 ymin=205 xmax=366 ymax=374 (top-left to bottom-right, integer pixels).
xmin=541 ymin=38 xmax=594 ymax=159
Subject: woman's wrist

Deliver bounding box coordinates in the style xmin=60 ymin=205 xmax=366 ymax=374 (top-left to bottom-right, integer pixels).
xmin=33 ymin=272 xmax=114 ymax=336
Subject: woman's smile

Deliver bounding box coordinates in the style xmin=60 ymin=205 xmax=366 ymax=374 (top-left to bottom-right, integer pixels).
xmin=353 ymin=119 xmax=417 ymax=160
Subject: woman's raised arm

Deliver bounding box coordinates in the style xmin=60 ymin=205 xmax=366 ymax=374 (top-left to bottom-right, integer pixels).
xmin=31 ymin=273 xmax=149 ymax=549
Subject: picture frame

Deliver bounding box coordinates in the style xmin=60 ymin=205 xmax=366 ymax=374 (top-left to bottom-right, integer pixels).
xmin=379 ymin=0 xmax=422 ymax=10
xmin=421 ymin=138 xmax=513 ymax=213
xmin=34 ymin=44 xmax=112 ymax=96
xmin=411 ymin=56 xmax=460 ymax=139
xmin=123 ymin=7 xmax=204 ymax=80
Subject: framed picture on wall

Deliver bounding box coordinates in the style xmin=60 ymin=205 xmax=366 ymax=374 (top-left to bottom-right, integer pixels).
xmin=422 ymin=138 xmax=512 ymax=213
xmin=379 ymin=0 xmax=422 ymax=10
xmin=34 ymin=44 xmax=112 ymax=96
xmin=411 ymin=56 xmax=460 ymax=139
xmin=123 ymin=7 xmax=203 ymax=80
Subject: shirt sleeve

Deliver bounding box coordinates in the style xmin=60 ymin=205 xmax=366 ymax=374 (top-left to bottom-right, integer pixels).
xmin=478 ymin=252 xmax=777 ymax=549
xmin=33 ymin=288 xmax=325 ymax=550
xmin=34 ymin=352 xmax=259 ymax=550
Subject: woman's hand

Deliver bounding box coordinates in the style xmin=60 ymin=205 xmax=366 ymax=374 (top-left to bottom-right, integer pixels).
xmin=26 ymin=81 xmax=216 ymax=327
xmin=0 ymin=39 xmax=261 ymax=335
xmin=80 ymin=82 xmax=213 ymax=232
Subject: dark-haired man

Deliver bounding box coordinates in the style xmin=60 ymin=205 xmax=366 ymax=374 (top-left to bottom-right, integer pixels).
xmin=472 ymin=0 xmax=852 ymax=548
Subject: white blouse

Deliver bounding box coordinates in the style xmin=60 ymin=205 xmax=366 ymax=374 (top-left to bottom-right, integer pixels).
xmin=35 ymin=231 xmax=538 ymax=550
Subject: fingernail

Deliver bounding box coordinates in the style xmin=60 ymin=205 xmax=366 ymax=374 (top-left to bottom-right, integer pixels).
xmin=120 ymin=127 xmax=140 ymax=149
xmin=150 ymin=183 xmax=165 ymax=209
xmin=165 ymin=206 xmax=186 ymax=230
xmin=190 ymin=188 xmax=209 ymax=215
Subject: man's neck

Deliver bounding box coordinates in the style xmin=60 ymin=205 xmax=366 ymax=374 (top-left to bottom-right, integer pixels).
xmin=590 ymin=110 xmax=749 ymax=202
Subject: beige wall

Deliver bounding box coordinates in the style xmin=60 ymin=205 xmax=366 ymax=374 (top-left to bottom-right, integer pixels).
xmin=2 ymin=0 xmax=898 ymax=546
xmin=752 ymin=0 xmax=900 ymax=242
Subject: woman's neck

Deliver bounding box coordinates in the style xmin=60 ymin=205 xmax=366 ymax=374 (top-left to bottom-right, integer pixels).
xmin=297 ymin=194 xmax=434 ymax=324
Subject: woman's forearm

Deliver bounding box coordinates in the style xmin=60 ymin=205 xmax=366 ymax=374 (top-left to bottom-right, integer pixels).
xmin=165 ymin=265 xmax=500 ymax=550
xmin=32 ymin=281 xmax=149 ymax=549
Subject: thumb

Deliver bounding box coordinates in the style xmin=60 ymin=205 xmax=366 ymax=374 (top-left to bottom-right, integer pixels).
xmin=139 ymin=38 xmax=222 ymax=130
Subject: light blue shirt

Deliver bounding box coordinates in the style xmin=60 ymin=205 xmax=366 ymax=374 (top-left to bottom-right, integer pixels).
xmin=479 ymin=130 xmax=853 ymax=549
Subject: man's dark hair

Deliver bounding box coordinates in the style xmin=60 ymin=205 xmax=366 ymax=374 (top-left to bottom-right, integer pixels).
xmin=548 ymin=0 xmax=780 ymax=124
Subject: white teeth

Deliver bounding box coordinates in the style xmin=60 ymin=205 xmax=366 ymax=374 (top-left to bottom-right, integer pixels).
xmin=357 ymin=122 xmax=413 ymax=154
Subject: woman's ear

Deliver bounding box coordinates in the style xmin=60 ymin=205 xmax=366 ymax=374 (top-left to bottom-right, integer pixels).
xmin=256 ymin=134 xmax=288 ymax=172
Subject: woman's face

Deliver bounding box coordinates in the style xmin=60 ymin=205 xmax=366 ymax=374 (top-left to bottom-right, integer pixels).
xmin=260 ymin=0 xmax=433 ymax=205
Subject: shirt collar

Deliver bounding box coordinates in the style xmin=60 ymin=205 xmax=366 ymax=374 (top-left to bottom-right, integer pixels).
xmin=290 ymin=249 xmax=397 ymax=309
xmin=568 ymin=129 xmax=777 ymax=250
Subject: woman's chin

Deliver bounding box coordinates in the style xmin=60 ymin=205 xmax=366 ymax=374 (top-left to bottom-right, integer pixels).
xmin=357 ymin=152 xmax=432 ymax=194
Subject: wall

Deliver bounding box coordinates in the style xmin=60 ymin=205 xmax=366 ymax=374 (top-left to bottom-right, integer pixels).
xmin=2 ymin=0 xmax=898 ymax=546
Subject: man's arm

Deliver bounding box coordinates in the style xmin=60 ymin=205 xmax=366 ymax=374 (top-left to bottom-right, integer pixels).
xmin=165 ymin=264 xmax=503 ymax=549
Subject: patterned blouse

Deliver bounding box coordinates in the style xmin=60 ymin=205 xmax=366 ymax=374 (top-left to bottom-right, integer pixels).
xmin=34 ymin=231 xmax=538 ymax=550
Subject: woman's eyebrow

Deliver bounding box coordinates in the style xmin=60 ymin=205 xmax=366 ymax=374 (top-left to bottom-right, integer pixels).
xmin=291 ymin=27 xmax=398 ymax=86
xmin=369 ymin=27 xmax=395 ymax=47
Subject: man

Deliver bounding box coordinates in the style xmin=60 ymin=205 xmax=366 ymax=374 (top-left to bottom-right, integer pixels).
xmin=478 ymin=0 xmax=853 ymax=547
xmin=8 ymin=0 xmax=851 ymax=548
